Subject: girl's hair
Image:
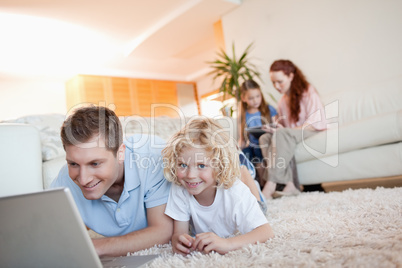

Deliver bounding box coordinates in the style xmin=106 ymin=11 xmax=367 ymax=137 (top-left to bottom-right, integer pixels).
xmin=270 ymin=60 xmax=309 ymax=123
xmin=240 ymin=79 xmax=271 ymax=142
xmin=162 ymin=117 xmax=240 ymax=189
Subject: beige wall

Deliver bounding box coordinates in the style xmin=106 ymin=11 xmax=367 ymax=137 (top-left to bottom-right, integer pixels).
xmin=3 ymin=0 xmax=402 ymax=119
xmin=220 ymin=0 xmax=402 ymax=103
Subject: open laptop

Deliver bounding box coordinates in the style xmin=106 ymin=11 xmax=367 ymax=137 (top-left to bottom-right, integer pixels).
xmin=0 ymin=188 xmax=159 ymax=268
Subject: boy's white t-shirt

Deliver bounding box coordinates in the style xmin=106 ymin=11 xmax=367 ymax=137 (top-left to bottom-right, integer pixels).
xmin=165 ymin=180 xmax=268 ymax=238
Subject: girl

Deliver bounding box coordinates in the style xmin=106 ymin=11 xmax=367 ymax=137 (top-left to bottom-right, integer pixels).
xmin=163 ymin=117 xmax=273 ymax=255
xmin=239 ymin=79 xmax=277 ymax=184
xmin=259 ymin=60 xmax=327 ymax=199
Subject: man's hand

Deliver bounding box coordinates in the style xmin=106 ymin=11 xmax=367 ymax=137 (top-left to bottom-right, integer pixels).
xmin=90 ymin=204 xmax=173 ymax=257
xmin=191 ymin=232 xmax=232 ymax=254
xmin=92 ymin=238 xmax=106 ymax=256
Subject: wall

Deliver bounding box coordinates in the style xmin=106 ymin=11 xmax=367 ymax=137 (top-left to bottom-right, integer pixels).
xmin=0 ymin=77 xmax=67 ymax=120
xmin=176 ymin=83 xmax=199 ymax=116
xmin=3 ymin=0 xmax=401 ymax=120
xmin=221 ymin=0 xmax=402 ymax=103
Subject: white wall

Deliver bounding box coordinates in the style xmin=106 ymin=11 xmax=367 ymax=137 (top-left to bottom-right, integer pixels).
xmin=221 ymin=0 xmax=402 ymax=102
xmin=0 ymin=77 xmax=67 ymax=120
xmin=3 ymin=0 xmax=402 ymax=120
xmin=176 ymin=83 xmax=199 ymax=116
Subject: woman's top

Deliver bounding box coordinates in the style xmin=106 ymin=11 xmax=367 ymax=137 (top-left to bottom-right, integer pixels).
xmin=277 ymin=85 xmax=327 ymax=130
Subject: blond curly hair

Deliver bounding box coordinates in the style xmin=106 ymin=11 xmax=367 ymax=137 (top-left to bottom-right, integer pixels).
xmin=162 ymin=117 xmax=240 ymax=189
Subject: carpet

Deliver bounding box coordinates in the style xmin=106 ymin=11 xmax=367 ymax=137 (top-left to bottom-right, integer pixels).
xmin=131 ymin=187 xmax=402 ymax=267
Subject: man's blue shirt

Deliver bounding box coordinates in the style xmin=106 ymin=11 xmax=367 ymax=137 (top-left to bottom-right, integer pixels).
xmin=51 ymin=135 xmax=171 ymax=237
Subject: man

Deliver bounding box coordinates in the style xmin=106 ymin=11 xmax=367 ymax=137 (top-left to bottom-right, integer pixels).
xmin=51 ymin=106 xmax=172 ymax=257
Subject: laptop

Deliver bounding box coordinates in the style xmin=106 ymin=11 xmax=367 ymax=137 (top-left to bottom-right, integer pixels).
xmin=0 ymin=188 xmax=159 ymax=268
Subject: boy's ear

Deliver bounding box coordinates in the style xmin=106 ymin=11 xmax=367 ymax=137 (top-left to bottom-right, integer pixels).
xmin=118 ymin=144 xmax=126 ymax=161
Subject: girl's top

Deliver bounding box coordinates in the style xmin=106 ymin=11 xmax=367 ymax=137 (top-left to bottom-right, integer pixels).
xmin=165 ymin=180 xmax=268 ymax=238
xmin=277 ymin=85 xmax=327 ymax=130
xmin=245 ymin=105 xmax=277 ymax=145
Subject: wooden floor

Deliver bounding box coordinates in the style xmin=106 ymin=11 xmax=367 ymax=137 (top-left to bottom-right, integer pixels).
xmin=321 ymin=175 xmax=402 ymax=192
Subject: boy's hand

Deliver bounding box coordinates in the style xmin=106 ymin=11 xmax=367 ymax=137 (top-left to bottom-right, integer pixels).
xmin=192 ymin=232 xmax=232 ymax=254
xmin=172 ymin=233 xmax=195 ymax=255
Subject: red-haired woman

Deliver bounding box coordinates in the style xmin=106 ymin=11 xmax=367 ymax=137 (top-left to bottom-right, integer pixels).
xmin=260 ymin=60 xmax=327 ymax=199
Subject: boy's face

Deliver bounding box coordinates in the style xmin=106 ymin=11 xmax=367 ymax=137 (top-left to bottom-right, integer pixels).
xmin=65 ymin=136 xmax=125 ymax=200
xmin=176 ymin=146 xmax=216 ymax=205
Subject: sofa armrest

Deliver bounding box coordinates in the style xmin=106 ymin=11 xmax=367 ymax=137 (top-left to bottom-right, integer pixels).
xmin=0 ymin=124 xmax=43 ymax=196
xmin=43 ymin=157 xmax=66 ymax=189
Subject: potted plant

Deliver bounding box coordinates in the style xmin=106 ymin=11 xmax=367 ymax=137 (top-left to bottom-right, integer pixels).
xmin=207 ymin=43 xmax=261 ymax=116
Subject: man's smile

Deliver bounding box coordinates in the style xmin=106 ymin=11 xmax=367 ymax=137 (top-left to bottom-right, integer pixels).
xmin=83 ymin=180 xmax=101 ymax=189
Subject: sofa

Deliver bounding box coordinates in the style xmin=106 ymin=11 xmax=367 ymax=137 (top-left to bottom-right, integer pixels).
xmin=0 ymin=76 xmax=401 ymax=197
xmin=294 ymin=75 xmax=402 ymax=190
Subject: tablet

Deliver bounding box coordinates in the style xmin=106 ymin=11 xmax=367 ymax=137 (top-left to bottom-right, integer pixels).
xmin=246 ymin=124 xmax=276 ymax=139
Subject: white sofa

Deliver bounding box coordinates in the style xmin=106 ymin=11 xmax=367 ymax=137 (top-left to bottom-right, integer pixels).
xmin=1 ymin=76 xmax=401 ymax=196
xmin=295 ymin=76 xmax=402 ymax=188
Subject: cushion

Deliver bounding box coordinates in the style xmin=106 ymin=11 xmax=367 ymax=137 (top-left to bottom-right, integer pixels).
xmin=295 ymin=109 xmax=402 ymax=163
xmin=0 ymin=124 xmax=43 ymax=196
xmin=1 ymin=114 xmax=66 ymax=161
xmin=298 ymin=142 xmax=402 ymax=185
xmin=120 ymin=116 xmax=185 ymax=142
xmin=42 ymin=156 xmax=66 ymax=189
xmin=321 ymin=75 xmax=402 ymax=126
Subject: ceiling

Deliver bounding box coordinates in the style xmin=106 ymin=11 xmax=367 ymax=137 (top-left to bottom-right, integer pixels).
xmin=0 ymin=0 xmax=241 ymax=81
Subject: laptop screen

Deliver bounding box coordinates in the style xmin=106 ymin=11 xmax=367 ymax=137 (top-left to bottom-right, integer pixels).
xmin=0 ymin=188 xmax=102 ymax=268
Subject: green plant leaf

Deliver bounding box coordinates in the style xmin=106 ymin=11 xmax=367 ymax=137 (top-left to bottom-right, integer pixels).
xmin=207 ymin=42 xmax=261 ymax=106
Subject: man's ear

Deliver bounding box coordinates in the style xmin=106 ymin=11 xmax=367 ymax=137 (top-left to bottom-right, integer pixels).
xmin=118 ymin=144 xmax=126 ymax=161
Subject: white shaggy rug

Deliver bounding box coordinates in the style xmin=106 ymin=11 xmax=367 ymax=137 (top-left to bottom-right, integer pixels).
xmin=130 ymin=187 xmax=402 ymax=267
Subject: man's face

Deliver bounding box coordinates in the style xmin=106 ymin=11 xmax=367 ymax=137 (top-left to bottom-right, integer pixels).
xmin=65 ymin=136 xmax=125 ymax=200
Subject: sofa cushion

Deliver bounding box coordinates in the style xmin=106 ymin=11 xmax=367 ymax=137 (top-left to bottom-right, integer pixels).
xmin=120 ymin=116 xmax=238 ymax=142
xmin=321 ymin=75 xmax=402 ymax=126
xmin=120 ymin=116 xmax=185 ymax=141
xmin=42 ymin=156 xmax=66 ymax=189
xmin=0 ymin=124 xmax=43 ymax=196
xmin=1 ymin=114 xmax=66 ymax=161
xmin=298 ymin=142 xmax=402 ymax=185
xmin=295 ymin=109 xmax=402 ymax=163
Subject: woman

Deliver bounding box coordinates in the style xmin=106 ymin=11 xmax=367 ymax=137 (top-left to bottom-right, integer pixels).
xmin=260 ymin=60 xmax=327 ymax=199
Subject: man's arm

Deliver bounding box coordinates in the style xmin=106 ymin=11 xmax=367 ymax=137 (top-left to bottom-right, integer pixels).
xmin=92 ymin=204 xmax=173 ymax=257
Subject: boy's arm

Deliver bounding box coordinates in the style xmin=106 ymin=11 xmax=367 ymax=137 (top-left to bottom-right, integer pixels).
xmin=171 ymin=220 xmax=194 ymax=255
xmin=193 ymin=223 xmax=273 ymax=254
xmin=92 ymin=204 xmax=173 ymax=257
xmin=226 ymin=223 xmax=273 ymax=251
xmin=240 ymin=166 xmax=261 ymax=202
